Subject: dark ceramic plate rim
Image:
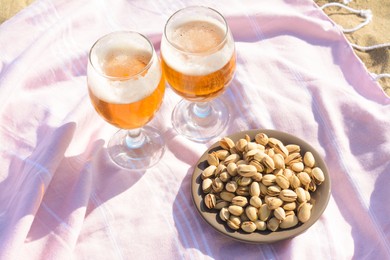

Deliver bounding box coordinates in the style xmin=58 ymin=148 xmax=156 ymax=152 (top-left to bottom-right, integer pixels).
xmin=191 ymin=129 xmax=331 ymax=243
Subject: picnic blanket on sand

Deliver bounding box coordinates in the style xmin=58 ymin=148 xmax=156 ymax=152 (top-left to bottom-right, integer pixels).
xmin=0 ymin=0 xmax=389 ymax=259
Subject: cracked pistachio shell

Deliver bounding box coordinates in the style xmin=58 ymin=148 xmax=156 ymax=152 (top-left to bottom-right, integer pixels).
xmin=236 ymin=138 xmax=248 ymax=152
xmin=255 ymin=220 xmax=267 ymax=231
xmin=279 ymin=189 xmax=298 ymax=202
xmin=267 ymin=185 xmax=282 ymax=196
xmin=297 ymin=171 xmax=311 ymax=187
xmin=255 ymin=133 xmax=269 ymax=146
xmin=295 ymin=187 xmax=307 ymax=203
xmin=285 ymin=153 xmax=302 ymax=165
xmin=237 ymin=176 xmax=252 ymax=186
xmin=236 ymin=186 xmax=250 ymax=196
xmin=245 ymin=142 xmax=258 ymax=152
xmin=280 ymin=214 xmax=299 ymax=229
xmin=232 ymin=196 xmax=248 ymax=207
xmin=312 ymin=167 xmax=325 ymax=184
xmin=283 ymin=201 xmax=297 ymax=211
xmin=219 ymin=207 xmax=230 ymax=221
xmin=261 ymin=174 xmax=277 ymax=186
xmin=207 ymin=152 xmax=219 ymax=166
xmin=250 ymin=182 xmax=261 ymax=197
xmin=215 ymin=149 xmax=230 ymax=160
xmin=272 ymin=153 xmax=286 ymax=170
xmin=289 ymin=175 xmax=301 ymax=189
xmin=226 ymin=162 xmax=238 ymax=177
xmin=227 ymin=216 xmax=241 ymax=230
xmin=212 ymin=177 xmax=224 ymax=193
xmin=274 ymin=207 xmax=286 ymax=220
xmin=267 ymin=217 xmax=280 ymax=231
xmin=215 ymin=200 xmax=230 ymax=210
xmin=237 ymin=164 xmax=257 ymax=178
xmin=219 ymin=171 xmax=230 ymax=182
xmin=201 ymin=165 xmax=217 ymax=179
xmin=249 ymin=196 xmax=262 ymax=208
xmin=262 ymin=154 xmax=275 ymax=171
xmin=298 ymin=202 xmax=312 ymax=223
xmin=286 ymin=144 xmax=301 ymax=154
xmin=245 ymin=205 xmax=259 ymax=222
xmin=291 ymin=162 xmax=305 ymax=172
xmin=259 ymin=204 xmax=271 ymax=221
xmin=202 ymin=178 xmax=213 ymax=193
xmin=224 ymin=154 xmax=241 ymax=165
xmin=276 ymin=174 xmax=290 ymax=189
xmin=303 ymin=151 xmax=315 ymax=168
xmin=225 ymin=181 xmax=238 ymax=193
xmin=220 ymin=191 xmax=235 ymax=202
xmin=219 ymin=137 xmax=235 ymax=150
xmin=265 ymin=196 xmax=284 ymax=210
xmin=228 ymin=205 xmax=244 ymax=216
xmin=249 ymin=160 xmax=265 ymax=173
xmin=241 ymin=221 xmax=257 ymax=233
xmin=204 ymin=194 xmax=217 ymax=209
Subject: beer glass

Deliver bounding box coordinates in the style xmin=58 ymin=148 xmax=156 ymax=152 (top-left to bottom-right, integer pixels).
xmin=87 ymin=31 xmax=165 ymax=170
xmin=160 ymin=6 xmax=236 ymax=142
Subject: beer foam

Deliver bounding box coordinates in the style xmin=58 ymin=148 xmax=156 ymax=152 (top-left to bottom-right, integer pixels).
xmin=88 ymin=45 xmax=161 ymax=104
xmin=161 ymin=18 xmax=235 ymax=76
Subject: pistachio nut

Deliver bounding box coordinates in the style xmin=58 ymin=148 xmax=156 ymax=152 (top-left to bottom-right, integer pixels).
xmin=204 ymin=193 xmax=217 ymax=209
xmin=245 ymin=205 xmax=258 ymax=222
xmin=312 ymin=167 xmax=325 ymax=185
xmin=303 ymin=151 xmax=315 ymax=168
xmin=255 ymin=133 xmax=269 ymax=146
xmin=254 ymin=220 xmax=267 ymax=231
xmin=207 ymin=152 xmax=219 ymax=166
xmin=258 ymin=204 xmax=271 ymax=221
xmin=201 ymin=165 xmax=217 ymax=179
xmin=280 ymin=214 xmax=299 ymax=229
xmin=241 ymin=221 xmax=257 ymax=233
xmin=267 ymin=217 xmax=280 ymax=232
xmin=219 ymin=207 xmax=230 ymax=221
xmin=249 ymin=196 xmax=262 ymax=208
xmin=202 ymin=178 xmax=213 ymax=193
xmin=279 ymin=189 xmax=298 ymax=202
xmin=219 ymin=137 xmax=235 ymax=150
xmin=274 ymin=207 xmax=286 ymax=220
xmin=237 ymin=164 xmax=257 ymax=178
xmin=250 ymin=182 xmax=261 ymax=197
xmin=298 ymin=202 xmax=312 ymax=223
xmin=228 ymin=205 xmax=244 ymax=216
xmin=231 ymin=196 xmax=248 ymax=207
xmin=225 ymin=181 xmax=238 ymax=193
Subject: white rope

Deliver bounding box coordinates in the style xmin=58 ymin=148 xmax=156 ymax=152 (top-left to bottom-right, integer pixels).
xmin=320 ymin=3 xmax=372 ymax=33
xmin=351 ymin=42 xmax=390 ymax=52
xmin=372 ymin=73 xmax=390 ymax=81
xmin=320 ymin=1 xmax=390 ymax=90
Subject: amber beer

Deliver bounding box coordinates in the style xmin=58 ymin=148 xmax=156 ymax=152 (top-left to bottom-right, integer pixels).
xmin=88 ymin=47 xmax=164 ymax=129
xmin=161 ymin=19 xmax=236 ymax=102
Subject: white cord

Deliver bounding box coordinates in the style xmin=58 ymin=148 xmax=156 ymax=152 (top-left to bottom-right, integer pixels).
xmin=320 ymin=3 xmax=372 ymax=33
xmin=351 ymin=43 xmax=390 ymax=52
xmin=372 ymin=73 xmax=390 ymax=81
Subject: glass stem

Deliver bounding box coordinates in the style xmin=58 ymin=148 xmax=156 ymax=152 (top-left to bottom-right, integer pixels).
xmin=125 ymin=128 xmax=146 ymax=149
xmin=193 ymin=102 xmax=212 ymax=118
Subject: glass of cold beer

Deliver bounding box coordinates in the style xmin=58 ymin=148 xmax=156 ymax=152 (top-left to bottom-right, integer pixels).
xmin=87 ymin=31 xmax=165 ymax=170
xmin=161 ymin=6 xmax=236 ymax=142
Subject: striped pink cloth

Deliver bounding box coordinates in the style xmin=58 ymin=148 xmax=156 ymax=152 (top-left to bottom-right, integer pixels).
xmin=1 ymin=0 xmax=389 ymax=259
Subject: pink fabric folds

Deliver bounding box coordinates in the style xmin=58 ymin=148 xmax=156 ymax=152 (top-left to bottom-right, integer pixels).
xmin=0 ymin=0 xmax=389 ymax=259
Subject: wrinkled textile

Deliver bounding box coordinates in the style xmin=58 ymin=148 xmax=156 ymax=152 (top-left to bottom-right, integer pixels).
xmin=0 ymin=0 xmax=389 ymax=259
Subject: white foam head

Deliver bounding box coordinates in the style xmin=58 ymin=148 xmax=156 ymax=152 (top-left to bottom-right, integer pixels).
xmin=161 ymin=8 xmax=235 ymax=76
xmin=88 ymin=31 xmax=161 ymax=104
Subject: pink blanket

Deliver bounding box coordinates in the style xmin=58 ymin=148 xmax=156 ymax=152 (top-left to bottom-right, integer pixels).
xmin=1 ymin=0 xmax=389 ymax=259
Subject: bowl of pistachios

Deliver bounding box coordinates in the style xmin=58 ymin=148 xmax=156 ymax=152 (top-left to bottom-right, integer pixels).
xmin=191 ymin=129 xmax=331 ymax=243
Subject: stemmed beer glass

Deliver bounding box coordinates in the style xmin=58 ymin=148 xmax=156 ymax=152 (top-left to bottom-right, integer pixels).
xmin=87 ymin=31 xmax=165 ymax=170
xmin=160 ymin=6 xmax=236 ymax=142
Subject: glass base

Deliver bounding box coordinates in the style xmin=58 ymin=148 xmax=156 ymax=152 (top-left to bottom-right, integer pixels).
xmin=107 ymin=126 xmax=165 ymax=170
xmin=172 ymin=98 xmax=230 ymax=142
